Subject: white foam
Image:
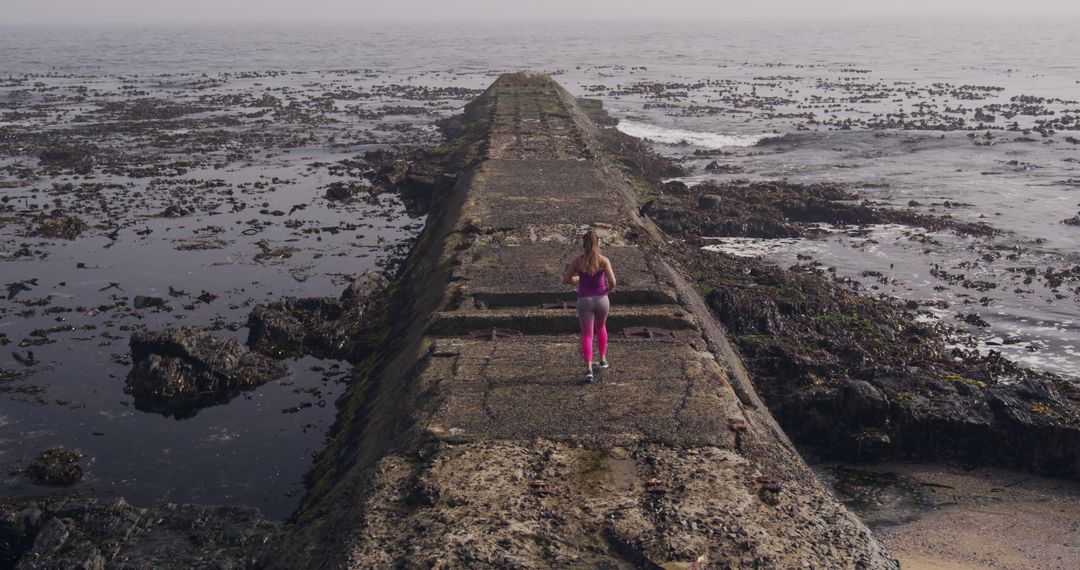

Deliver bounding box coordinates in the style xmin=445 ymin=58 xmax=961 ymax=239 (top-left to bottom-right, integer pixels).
xmin=616 ymin=120 xmax=778 ymax=149
xmin=702 ymin=237 xmax=802 ymax=258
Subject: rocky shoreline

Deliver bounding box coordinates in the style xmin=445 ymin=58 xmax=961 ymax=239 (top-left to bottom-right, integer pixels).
xmin=2 ymin=72 xmax=1076 ymax=568
xmin=619 ymin=141 xmax=1080 ymax=478
xmin=1 ymin=497 xmax=278 ymax=569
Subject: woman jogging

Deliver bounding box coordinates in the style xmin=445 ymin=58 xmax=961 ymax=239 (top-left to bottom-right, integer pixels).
xmin=562 ymin=230 xmax=617 ymax=381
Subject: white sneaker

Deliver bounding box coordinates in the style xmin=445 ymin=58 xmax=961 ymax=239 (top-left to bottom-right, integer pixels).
xmin=583 ymin=370 xmax=594 ymax=382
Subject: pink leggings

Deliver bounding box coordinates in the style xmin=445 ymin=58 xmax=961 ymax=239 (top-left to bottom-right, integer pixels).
xmin=576 ymin=295 xmax=610 ymax=363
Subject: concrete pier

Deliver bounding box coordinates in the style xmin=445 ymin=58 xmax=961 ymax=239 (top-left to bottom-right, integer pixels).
xmin=272 ymin=73 xmax=898 ymax=568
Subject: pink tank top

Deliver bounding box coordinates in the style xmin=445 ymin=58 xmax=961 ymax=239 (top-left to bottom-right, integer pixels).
xmin=578 ymin=269 xmax=608 ymax=297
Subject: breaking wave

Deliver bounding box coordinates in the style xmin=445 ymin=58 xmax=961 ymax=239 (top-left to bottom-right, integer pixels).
xmin=616 ymin=120 xmax=779 ymax=149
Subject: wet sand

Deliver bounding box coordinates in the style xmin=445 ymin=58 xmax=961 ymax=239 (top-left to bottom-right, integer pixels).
xmin=867 ymin=464 xmax=1080 ymax=570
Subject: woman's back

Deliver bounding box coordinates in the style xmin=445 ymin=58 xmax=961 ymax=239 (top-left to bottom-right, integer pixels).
xmin=577 ymin=267 xmax=607 ymax=297
xmin=564 ymin=232 xmax=616 ymax=381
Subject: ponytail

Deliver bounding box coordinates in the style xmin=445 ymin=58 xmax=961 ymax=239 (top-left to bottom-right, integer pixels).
xmin=581 ymin=230 xmax=602 ymax=275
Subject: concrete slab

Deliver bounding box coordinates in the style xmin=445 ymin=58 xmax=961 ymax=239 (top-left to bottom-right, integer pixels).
xmin=420 ymin=336 xmax=742 ymax=447
xmin=428 ymin=304 xmax=695 ymax=336
xmin=464 ymin=160 xmax=622 ymax=227
xmin=452 ymin=241 xmax=677 ymax=306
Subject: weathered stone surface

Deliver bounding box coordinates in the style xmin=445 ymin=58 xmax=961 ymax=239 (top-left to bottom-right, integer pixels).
xmin=0 ymin=498 xmax=278 ymax=570
xmin=125 ymin=326 xmax=288 ymax=417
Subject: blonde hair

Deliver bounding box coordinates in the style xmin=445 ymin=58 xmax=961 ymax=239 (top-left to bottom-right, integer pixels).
xmin=581 ymin=230 xmax=602 ymax=275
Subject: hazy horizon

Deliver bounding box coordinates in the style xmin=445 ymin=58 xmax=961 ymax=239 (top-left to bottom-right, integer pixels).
xmin=4 ymin=0 xmax=1080 ymax=25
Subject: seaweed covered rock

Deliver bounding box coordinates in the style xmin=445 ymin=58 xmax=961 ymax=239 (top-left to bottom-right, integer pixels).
xmin=247 ymin=272 xmax=387 ymax=360
xmin=324 ymin=181 xmax=364 ymax=201
xmin=362 ymin=149 xmax=408 ymax=186
xmin=24 ymin=447 xmax=84 ymax=487
xmin=671 ymin=235 xmax=1080 ymax=475
xmin=647 ymin=180 xmax=995 ymax=239
xmin=125 ymin=326 xmax=288 ymax=417
xmin=36 ymin=144 xmax=99 ymax=174
xmin=593 ymin=123 xmax=687 ymax=182
xmin=708 ymin=288 xmax=783 ymax=335
xmin=396 ymin=160 xmax=450 ymax=216
xmin=0 ymin=497 xmax=278 ymax=569
xmin=247 ymin=297 xmax=346 ymax=358
xmin=646 ymin=177 xmax=1079 ymax=476
xmin=26 ymin=212 xmax=86 ymax=240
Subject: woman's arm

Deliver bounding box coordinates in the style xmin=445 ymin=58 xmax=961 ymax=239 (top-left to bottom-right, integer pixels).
xmin=562 ymin=258 xmax=579 ymax=285
xmin=603 ymin=257 xmax=617 ymax=292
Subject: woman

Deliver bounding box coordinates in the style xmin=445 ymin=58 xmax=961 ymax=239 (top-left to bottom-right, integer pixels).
xmin=562 ymin=230 xmax=617 ymax=381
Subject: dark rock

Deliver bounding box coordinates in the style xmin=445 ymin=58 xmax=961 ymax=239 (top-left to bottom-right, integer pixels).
xmin=247 ymin=272 xmax=387 ymax=360
xmin=133 ymin=295 xmax=166 ymax=310
xmin=125 ymin=326 xmax=288 ymax=417
xmin=958 ymin=312 xmax=990 ymax=328
xmin=697 ymin=194 xmax=722 ymax=209
xmin=24 ymin=447 xmax=84 ymax=487
xmin=37 ymin=145 xmax=98 ymax=174
xmin=841 ymin=380 xmax=888 ymax=427
xmin=341 ymin=272 xmax=389 ymax=306
xmin=156 ymin=204 xmax=191 ymax=218
xmin=1062 ymin=212 xmax=1080 ymax=226
xmin=1013 ymin=377 xmax=1064 ymax=405
xmin=363 ymin=149 xmax=408 ymax=186
xmin=704 ymin=161 xmax=743 ymax=174
xmin=396 ymin=160 xmax=450 ymax=215
xmin=707 ymin=289 xmax=782 ymax=335
xmin=324 ymin=181 xmax=360 ymax=201
xmin=661 ymin=180 xmax=688 ymax=194
xmin=643 ymin=179 xmax=995 ymax=239
xmin=593 ymin=127 xmax=687 ymax=182
xmin=846 ymin=430 xmax=893 ymax=459
xmin=0 ymin=497 xmax=278 ymax=569
xmin=247 ymin=298 xmax=342 ymax=357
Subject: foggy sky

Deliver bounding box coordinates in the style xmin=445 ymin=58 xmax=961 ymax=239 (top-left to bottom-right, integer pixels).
xmin=4 ymin=0 xmax=1080 ymax=24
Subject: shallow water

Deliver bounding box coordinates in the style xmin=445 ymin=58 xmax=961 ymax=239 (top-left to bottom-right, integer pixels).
xmin=0 ymin=69 xmax=445 ymax=517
